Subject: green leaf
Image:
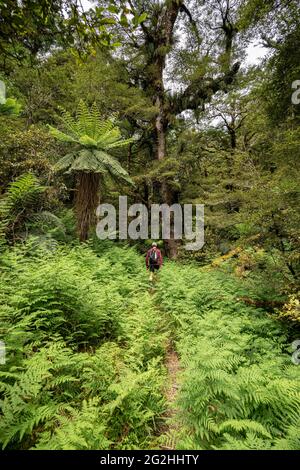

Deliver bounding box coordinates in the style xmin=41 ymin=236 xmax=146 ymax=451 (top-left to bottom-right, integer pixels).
xmin=55 ymin=152 xmax=77 ymax=172
xmin=107 ymin=6 xmax=119 ymax=14
xmin=78 ymin=135 xmax=97 ymax=147
xmin=137 ymin=12 xmax=147 ymax=24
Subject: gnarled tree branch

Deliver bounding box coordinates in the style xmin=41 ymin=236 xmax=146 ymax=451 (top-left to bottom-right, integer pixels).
xmin=180 ymin=3 xmax=201 ymax=42
xmin=170 ymin=61 xmax=241 ymax=115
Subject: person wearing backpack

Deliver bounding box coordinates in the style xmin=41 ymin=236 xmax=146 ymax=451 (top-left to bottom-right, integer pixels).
xmin=146 ymin=242 xmax=163 ymax=282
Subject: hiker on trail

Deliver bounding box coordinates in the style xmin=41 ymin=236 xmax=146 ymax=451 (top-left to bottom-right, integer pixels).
xmin=146 ymin=242 xmax=163 ymax=282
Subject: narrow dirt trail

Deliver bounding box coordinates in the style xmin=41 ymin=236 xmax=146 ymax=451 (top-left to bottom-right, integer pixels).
xmin=165 ymin=348 xmax=180 ymax=405
xmin=159 ymin=341 xmax=182 ymax=450
xmin=148 ymin=279 xmax=182 ymax=449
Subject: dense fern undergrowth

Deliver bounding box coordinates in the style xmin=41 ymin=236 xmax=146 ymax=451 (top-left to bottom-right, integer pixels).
xmin=0 ymin=242 xmax=299 ymax=450
xmin=0 ymin=242 xmax=168 ymax=450
xmin=156 ymin=264 xmax=300 ymax=450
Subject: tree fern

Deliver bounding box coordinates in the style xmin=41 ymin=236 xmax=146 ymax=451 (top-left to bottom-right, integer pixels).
xmin=48 ymin=100 xmax=134 ymax=241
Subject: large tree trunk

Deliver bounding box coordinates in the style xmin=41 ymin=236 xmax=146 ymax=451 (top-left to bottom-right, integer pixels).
xmin=161 ymin=178 xmax=181 ymax=259
xmin=155 ymin=100 xmax=180 ymax=258
xmin=155 ymin=98 xmax=167 ymax=162
xmin=137 ymin=0 xmax=240 ymax=258
xmin=75 ymin=172 xmax=100 ymax=242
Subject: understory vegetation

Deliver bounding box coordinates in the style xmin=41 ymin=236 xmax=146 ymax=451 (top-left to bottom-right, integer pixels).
xmin=156 ymin=263 xmax=300 ymax=450
xmin=1 ymin=242 xmax=299 ymax=450
xmin=0 ymin=244 xmax=167 ymax=450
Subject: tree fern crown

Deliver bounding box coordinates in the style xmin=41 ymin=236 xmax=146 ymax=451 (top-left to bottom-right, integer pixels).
xmin=48 ymin=101 xmax=134 ymax=184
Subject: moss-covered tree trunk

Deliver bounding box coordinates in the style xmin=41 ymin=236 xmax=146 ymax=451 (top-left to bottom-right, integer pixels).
xmin=137 ymin=0 xmax=240 ymax=258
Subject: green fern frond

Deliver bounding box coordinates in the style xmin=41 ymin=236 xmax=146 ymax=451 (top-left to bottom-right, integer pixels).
xmin=54 ymin=152 xmax=77 ymax=171
xmin=0 ymin=174 xmax=44 ymax=245
xmin=33 ymin=211 xmax=66 ymax=234
xmin=94 ymin=150 xmax=133 ymax=184
xmin=48 ymin=125 xmax=77 ymax=143
xmin=50 ymin=102 xmax=133 ymax=186
xmin=69 ymin=149 xmax=108 ymax=173
xmin=218 ymin=419 xmax=272 ymax=438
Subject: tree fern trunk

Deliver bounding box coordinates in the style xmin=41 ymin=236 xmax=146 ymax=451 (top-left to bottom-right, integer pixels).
xmin=75 ymin=172 xmax=100 ymax=242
